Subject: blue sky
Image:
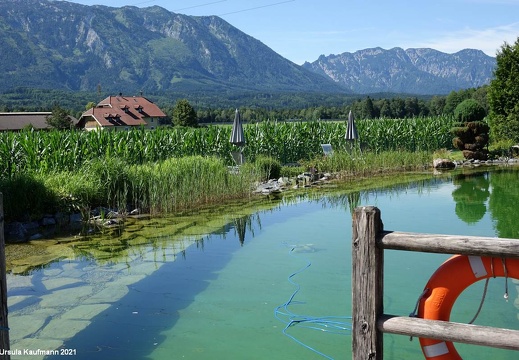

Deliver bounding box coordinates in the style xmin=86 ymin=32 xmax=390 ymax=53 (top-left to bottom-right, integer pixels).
xmin=67 ymin=0 xmax=519 ymax=64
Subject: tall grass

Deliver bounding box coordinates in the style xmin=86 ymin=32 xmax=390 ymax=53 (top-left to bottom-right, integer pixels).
xmin=128 ymin=156 xmax=255 ymax=214
xmin=1 ymin=149 xmax=435 ymax=222
xmin=308 ymin=149 xmax=431 ymax=177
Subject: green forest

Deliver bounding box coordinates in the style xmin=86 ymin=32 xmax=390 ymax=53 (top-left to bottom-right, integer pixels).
xmin=0 ymin=85 xmax=488 ymax=125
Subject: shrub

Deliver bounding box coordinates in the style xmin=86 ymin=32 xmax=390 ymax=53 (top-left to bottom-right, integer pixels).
xmin=450 ymin=119 xmax=490 ymax=160
xmin=280 ymin=165 xmax=305 ymax=178
xmin=488 ymin=139 xmax=515 ymax=159
xmin=254 ymin=155 xmax=281 ymax=181
xmin=0 ymin=174 xmax=57 ymax=221
xmin=454 ymin=99 xmax=486 ymax=123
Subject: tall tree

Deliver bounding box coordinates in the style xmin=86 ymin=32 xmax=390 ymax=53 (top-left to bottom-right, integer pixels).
xmin=364 ymin=96 xmax=376 ymax=119
xmin=172 ymin=99 xmax=198 ymax=127
xmin=45 ymin=105 xmax=73 ymax=129
xmin=429 ymin=96 xmax=446 ymax=116
xmin=488 ymin=38 xmax=519 ymax=142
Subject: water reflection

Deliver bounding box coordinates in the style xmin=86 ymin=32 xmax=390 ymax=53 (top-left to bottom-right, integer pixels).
xmin=450 ymin=168 xmax=519 ymax=238
xmin=488 ymin=169 xmax=519 ymax=239
xmin=232 ymin=215 xmax=256 ymax=246
xmin=5 ymin=199 xmax=272 ymax=275
xmin=7 ymin=168 xmax=519 ymax=276
xmin=452 ymin=171 xmax=490 ymax=224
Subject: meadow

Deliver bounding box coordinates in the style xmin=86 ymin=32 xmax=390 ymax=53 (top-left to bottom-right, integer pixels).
xmin=0 ymin=116 xmax=457 ymax=222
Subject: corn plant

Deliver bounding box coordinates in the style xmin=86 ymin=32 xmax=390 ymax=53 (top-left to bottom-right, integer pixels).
xmin=0 ymin=116 xmax=456 ymax=180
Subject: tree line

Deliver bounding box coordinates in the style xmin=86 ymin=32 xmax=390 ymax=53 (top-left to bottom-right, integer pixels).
xmin=186 ymin=86 xmax=489 ymax=124
xmin=0 ymin=85 xmax=488 ymax=124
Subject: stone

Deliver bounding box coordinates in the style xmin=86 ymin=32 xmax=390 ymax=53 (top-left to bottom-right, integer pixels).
xmin=82 ymin=285 xmax=129 ymax=304
xmin=39 ymin=285 xmax=94 ymax=308
xmin=41 ymin=216 xmax=56 ymax=226
xmin=60 ymin=303 xmax=111 ymax=320
xmin=433 ymin=158 xmax=456 ymax=169
xmin=70 ymin=212 xmax=82 ymax=223
xmin=29 ymin=233 xmax=43 ymax=240
xmin=5 ymin=222 xmax=27 ymax=242
xmin=39 ymin=319 xmax=91 ymax=340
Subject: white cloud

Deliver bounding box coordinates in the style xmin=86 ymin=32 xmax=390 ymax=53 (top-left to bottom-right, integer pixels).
xmin=409 ymin=23 xmax=519 ymax=56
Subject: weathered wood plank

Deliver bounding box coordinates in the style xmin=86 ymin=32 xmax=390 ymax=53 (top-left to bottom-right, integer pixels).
xmin=379 ymin=231 xmax=519 ymax=259
xmin=0 ymin=193 xmax=10 ymax=359
xmin=378 ymin=314 xmax=519 ymax=351
xmin=352 ymin=206 xmax=384 ymax=360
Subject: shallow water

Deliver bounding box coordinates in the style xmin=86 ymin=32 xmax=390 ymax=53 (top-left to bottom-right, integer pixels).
xmin=5 ymin=168 xmax=519 ymax=359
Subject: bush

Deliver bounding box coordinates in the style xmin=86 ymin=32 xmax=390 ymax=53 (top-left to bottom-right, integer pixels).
xmin=280 ymin=165 xmax=305 ymax=178
xmin=0 ymin=174 xmax=57 ymax=221
xmin=450 ymin=118 xmax=490 ymax=159
xmin=488 ymin=139 xmax=515 ymax=158
xmin=254 ymin=156 xmax=281 ymax=181
xmin=454 ymin=99 xmax=486 ymax=123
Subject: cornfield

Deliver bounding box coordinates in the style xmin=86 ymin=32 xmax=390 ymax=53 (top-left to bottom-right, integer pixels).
xmin=0 ymin=116 xmax=456 ymax=180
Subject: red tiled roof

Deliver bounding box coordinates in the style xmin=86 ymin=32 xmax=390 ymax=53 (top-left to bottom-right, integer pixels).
xmin=80 ymin=95 xmax=167 ymax=128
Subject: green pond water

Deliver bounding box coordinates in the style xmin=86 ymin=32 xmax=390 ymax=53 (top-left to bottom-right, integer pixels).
xmin=5 ymin=167 xmax=519 ymax=359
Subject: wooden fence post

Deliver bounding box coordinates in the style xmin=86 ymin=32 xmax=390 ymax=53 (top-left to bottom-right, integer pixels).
xmin=0 ymin=193 xmax=10 ymax=359
xmin=352 ymin=206 xmax=383 ymax=360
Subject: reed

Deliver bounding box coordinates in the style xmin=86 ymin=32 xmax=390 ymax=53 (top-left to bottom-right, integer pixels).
xmin=129 ymin=156 xmax=255 ymax=214
xmin=309 ymin=149 xmax=432 ymax=178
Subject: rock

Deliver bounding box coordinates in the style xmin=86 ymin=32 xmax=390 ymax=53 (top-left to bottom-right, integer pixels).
xmin=29 ymin=233 xmax=43 ymax=240
xmin=70 ymin=213 xmax=82 ymax=223
xmin=433 ymin=158 xmax=456 ymax=169
xmin=41 ymin=216 xmax=56 ymax=226
xmin=54 ymin=212 xmax=69 ymax=225
xmin=5 ymin=222 xmax=27 ymax=242
xmin=22 ymin=221 xmax=39 ymax=231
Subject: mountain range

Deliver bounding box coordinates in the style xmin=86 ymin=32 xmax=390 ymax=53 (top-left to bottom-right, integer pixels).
xmin=303 ymin=48 xmax=496 ymax=94
xmin=0 ymin=0 xmax=497 ymax=96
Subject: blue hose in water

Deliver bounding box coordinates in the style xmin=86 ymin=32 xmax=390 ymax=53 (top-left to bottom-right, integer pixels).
xmin=274 ymin=242 xmax=352 ymax=359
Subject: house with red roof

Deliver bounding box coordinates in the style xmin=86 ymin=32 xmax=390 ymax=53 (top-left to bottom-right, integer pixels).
xmin=78 ymin=95 xmax=168 ymax=131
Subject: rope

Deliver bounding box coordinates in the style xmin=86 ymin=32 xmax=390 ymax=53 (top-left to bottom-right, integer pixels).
xmin=468 ymin=257 xmax=509 ymax=323
xmin=409 ymin=289 xmax=429 ymax=318
xmin=408 ymin=288 xmax=428 ymax=341
xmin=410 ymin=256 xmax=509 ymax=337
xmin=274 ymin=242 xmax=352 ymax=359
xmin=502 ymin=258 xmax=509 ymax=301
xmin=468 ymin=278 xmax=489 ymax=324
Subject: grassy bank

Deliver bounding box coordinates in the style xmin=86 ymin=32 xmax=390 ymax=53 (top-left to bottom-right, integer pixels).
xmin=0 ymin=150 xmax=434 ymax=223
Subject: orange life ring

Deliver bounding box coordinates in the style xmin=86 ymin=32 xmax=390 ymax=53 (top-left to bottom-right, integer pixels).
xmin=417 ymin=255 xmax=519 ymax=359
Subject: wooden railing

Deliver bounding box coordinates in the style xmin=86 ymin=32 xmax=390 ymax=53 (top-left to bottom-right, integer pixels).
xmin=352 ymin=206 xmax=519 ymax=359
xmin=0 ymin=193 xmax=10 ymax=359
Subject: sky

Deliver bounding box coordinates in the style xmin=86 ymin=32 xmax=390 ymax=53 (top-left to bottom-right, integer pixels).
xmin=66 ymin=0 xmax=519 ymax=65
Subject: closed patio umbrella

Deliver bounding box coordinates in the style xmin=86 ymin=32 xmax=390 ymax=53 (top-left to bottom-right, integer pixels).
xmin=345 ymin=110 xmax=359 ymax=141
xmin=230 ymin=108 xmax=245 ymax=146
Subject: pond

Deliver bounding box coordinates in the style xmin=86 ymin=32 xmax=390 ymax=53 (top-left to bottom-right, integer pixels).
xmin=5 ymin=167 xmax=519 ymax=360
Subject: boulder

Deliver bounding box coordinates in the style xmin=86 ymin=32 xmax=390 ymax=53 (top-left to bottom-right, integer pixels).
xmin=5 ymin=222 xmax=28 ymax=242
xmin=433 ymin=158 xmax=456 ymax=169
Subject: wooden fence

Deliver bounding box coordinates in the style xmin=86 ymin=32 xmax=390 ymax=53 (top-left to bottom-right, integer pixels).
xmin=0 ymin=193 xmax=9 ymax=359
xmin=352 ymin=206 xmax=519 ymax=359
